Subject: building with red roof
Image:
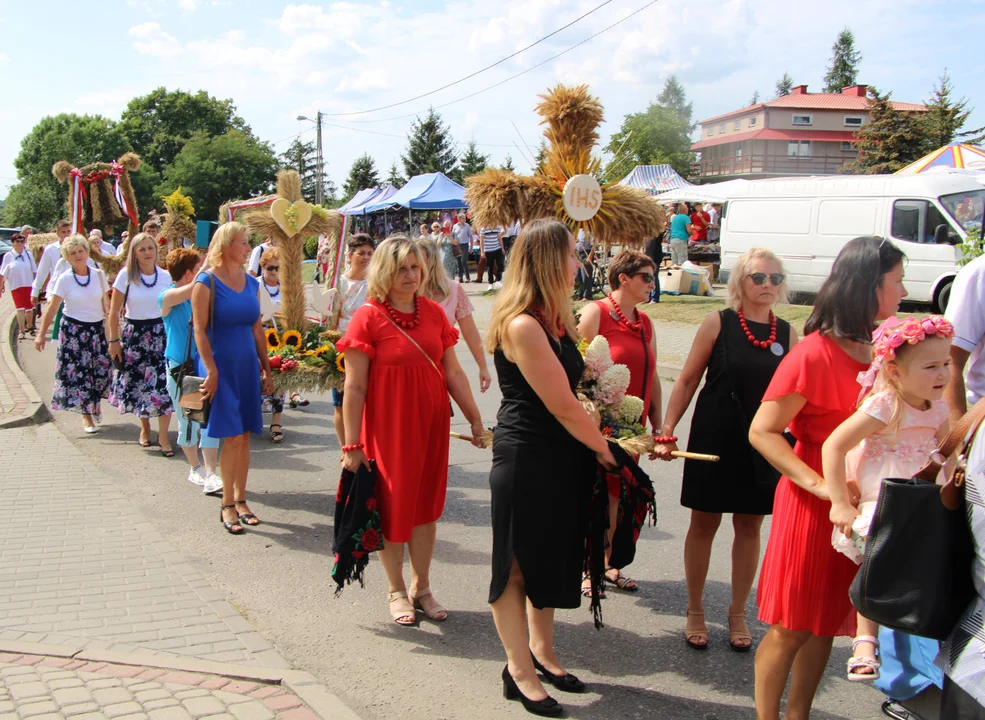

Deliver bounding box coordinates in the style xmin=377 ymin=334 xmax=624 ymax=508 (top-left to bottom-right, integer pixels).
xmin=691 ymin=85 xmax=926 ymax=181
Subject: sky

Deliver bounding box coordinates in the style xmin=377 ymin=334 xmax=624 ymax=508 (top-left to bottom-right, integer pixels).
xmin=1 ymin=0 xmax=983 ymax=205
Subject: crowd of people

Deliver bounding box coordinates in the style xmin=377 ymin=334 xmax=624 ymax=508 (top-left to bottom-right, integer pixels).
xmin=4 ymin=214 xmax=985 ymax=719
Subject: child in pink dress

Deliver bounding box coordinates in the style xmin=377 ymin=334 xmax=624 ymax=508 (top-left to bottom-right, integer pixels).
xmin=821 ymin=315 xmax=954 ymax=682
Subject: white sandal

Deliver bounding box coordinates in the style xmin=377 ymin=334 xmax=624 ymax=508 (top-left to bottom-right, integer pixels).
xmin=847 ymin=635 xmax=881 ymax=681
xmin=411 ymin=588 xmax=448 ymax=621
xmin=388 ymin=591 xmax=417 ymax=626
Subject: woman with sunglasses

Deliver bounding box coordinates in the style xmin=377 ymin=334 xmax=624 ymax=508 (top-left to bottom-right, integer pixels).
xmin=656 ymin=248 xmax=797 ymax=652
xmin=0 ymin=233 xmax=38 ymax=339
xmin=258 ymin=249 xmax=289 ymax=443
xmin=577 ymin=249 xmax=662 ymax=596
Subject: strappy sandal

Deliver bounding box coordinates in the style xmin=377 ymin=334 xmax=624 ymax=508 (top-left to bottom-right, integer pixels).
xmin=847 ymin=635 xmax=881 ymax=681
xmin=411 ymin=588 xmax=448 ymax=621
xmin=17 ymin=332 xmax=25 ymax=341
xmin=270 ymin=424 xmax=284 ymax=443
xmin=727 ymin=612 xmax=753 ymax=652
xmin=581 ymin=573 xmax=604 ymax=599
xmin=234 ymin=500 xmax=260 ymax=526
xmin=605 ymin=567 xmax=639 ymax=592
xmin=220 ymin=505 xmax=244 ymax=535
xmin=289 ymin=393 xmax=309 ymax=408
xmin=388 ymin=591 xmax=418 ymax=626
xmin=685 ymin=609 xmax=709 ymax=650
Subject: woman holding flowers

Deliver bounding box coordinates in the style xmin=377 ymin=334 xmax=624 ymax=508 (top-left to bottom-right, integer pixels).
xmin=258 ymin=248 xmax=288 ymax=443
xmin=337 ymin=235 xmax=484 ymax=626
xmin=656 ymin=248 xmax=796 ymax=652
xmin=485 ymin=219 xmax=617 ymax=717
xmin=577 ymin=249 xmax=661 ymax=595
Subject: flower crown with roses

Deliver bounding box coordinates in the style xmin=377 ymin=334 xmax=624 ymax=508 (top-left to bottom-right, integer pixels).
xmin=857 ymin=315 xmax=954 ymax=401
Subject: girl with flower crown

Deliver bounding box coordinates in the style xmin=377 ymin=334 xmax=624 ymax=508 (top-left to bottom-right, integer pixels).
xmin=821 ymin=315 xmax=954 ymax=682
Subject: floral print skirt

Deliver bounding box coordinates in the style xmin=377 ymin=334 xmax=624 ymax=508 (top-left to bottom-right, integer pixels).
xmin=261 ymin=392 xmax=285 ymax=414
xmin=109 ymin=318 xmax=174 ymax=418
xmin=52 ymin=316 xmax=111 ymax=415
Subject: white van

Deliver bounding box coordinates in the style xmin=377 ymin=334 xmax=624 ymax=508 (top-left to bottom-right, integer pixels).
xmin=719 ymin=174 xmax=984 ymax=312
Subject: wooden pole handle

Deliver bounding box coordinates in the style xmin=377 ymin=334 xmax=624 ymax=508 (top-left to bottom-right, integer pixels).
xmin=670 ymin=451 xmax=719 ymax=462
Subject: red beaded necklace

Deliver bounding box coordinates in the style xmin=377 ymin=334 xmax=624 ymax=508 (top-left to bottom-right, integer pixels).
xmin=607 ymin=293 xmax=641 ymax=332
xmin=531 ymin=308 xmax=566 ymax=338
xmin=737 ymin=308 xmax=777 ymax=349
xmin=382 ymin=296 xmax=422 ymax=329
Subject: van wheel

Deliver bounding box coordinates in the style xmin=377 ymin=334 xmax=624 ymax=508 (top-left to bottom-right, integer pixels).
xmin=933 ymin=280 xmax=953 ymax=314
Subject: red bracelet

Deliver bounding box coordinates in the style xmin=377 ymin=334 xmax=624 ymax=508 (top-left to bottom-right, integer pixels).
xmin=653 ymin=435 xmax=678 ymax=444
xmin=342 ymin=443 xmax=364 ymax=452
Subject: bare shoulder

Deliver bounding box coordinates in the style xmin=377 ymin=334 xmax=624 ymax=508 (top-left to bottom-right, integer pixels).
xmin=505 ymin=313 xmax=548 ymax=345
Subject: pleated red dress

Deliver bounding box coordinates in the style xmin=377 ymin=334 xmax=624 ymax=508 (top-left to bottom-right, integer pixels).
xmin=756 ymin=331 xmax=869 ymax=637
xmin=337 ymin=298 xmax=459 ymax=543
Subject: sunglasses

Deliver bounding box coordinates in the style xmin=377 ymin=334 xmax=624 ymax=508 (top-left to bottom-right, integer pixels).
xmin=265 ymin=265 xmax=280 ymax=272
xmin=632 ymin=272 xmax=655 ymax=283
xmin=747 ymin=272 xmax=785 ymax=286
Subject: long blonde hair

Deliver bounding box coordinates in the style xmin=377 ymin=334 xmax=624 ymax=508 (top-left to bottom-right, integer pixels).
xmin=727 ymin=247 xmax=788 ymax=309
xmin=207 ymin=222 xmax=247 ymax=269
xmin=485 ymin=218 xmax=578 ymax=355
xmin=366 ymin=235 xmax=428 ymax=302
xmin=415 ymin=236 xmax=450 ymax=301
xmin=125 ymin=232 xmax=158 ymax=284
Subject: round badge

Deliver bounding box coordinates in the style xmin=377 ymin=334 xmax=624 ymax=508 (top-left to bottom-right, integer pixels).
xmin=770 ymin=342 xmax=784 ymax=357
xmin=562 ymin=174 xmax=602 ymax=222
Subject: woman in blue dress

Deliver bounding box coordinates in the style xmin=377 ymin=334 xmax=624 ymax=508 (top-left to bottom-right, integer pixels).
xmin=192 ymin=221 xmax=274 ymax=535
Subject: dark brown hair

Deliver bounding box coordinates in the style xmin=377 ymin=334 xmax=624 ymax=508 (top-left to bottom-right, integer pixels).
xmin=608 ymin=249 xmax=656 ymax=290
xmin=165 ymin=248 xmax=201 ymax=280
xmin=347 ymin=233 xmax=375 ymax=252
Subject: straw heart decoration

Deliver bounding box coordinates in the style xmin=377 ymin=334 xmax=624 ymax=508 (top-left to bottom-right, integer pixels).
xmin=270 ymin=198 xmax=313 ymax=237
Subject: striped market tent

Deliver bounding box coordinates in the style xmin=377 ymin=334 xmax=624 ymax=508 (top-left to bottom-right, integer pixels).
xmin=617 ymin=164 xmax=695 ymax=195
xmin=896 ymin=142 xmax=985 ymax=174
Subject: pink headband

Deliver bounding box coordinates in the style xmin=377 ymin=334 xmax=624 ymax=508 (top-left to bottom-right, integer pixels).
xmin=857 ymin=315 xmax=954 ymax=400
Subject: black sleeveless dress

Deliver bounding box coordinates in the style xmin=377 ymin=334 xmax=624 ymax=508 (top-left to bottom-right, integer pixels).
xmin=488 ymin=324 xmax=595 ymax=609
xmin=680 ymin=309 xmax=792 ymax=515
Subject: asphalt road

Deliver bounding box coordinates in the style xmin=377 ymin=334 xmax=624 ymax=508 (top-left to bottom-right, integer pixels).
xmin=18 ymin=291 xmax=886 ymax=720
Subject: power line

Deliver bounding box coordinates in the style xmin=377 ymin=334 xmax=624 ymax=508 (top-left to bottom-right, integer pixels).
xmin=335 ymin=0 xmax=661 ymax=126
xmin=325 ymin=0 xmax=614 ymax=117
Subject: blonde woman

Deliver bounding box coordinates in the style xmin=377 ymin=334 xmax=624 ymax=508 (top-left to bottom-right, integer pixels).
xmin=107 ymin=232 xmax=175 ymax=454
xmin=192 ymin=222 xmax=274 ymax=535
xmin=34 ymin=235 xmax=111 ymax=434
xmin=415 ymin=237 xmax=491 ymax=393
xmin=485 ymin=218 xmax=616 ymax=716
xmin=337 ymin=235 xmax=484 ymax=626
xmin=656 ymin=248 xmax=797 ymax=652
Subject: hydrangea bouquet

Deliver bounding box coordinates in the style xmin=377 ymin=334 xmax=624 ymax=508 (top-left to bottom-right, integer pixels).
xmin=579 ymin=336 xmax=648 ymax=441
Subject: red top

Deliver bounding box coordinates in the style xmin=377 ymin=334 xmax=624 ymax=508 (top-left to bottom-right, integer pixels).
xmin=594 ymin=299 xmax=655 ymax=427
xmin=337 ymin=298 xmax=459 ymax=542
xmin=756 ymin=331 xmax=870 ymax=637
xmin=689 ymin=211 xmax=709 ymax=242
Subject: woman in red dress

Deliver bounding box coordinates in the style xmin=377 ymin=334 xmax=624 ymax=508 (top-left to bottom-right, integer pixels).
xmin=749 ymin=236 xmax=908 ymax=720
xmin=338 ymin=235 xmax=485 ymax=627
xmin=577 ymin=249 xmax=661 ymax=593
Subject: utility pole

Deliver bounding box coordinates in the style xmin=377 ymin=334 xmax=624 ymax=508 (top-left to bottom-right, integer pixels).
xmin=315 ymin=110 xmax=324 ymax=206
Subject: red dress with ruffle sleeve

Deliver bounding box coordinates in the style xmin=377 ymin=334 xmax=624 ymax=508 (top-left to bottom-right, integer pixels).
xmin=756 ymin=331 xmax=869 ymax=637
xmin=337 ymin=298 xmax=459 ymax=542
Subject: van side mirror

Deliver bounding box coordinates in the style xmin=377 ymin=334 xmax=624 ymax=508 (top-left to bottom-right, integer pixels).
xmin=934 ymin=224 xmax=958 ymax=245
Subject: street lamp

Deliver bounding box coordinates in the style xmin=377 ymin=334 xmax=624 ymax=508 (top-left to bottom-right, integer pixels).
xmin=296 ymin=112 xmax=324 ymax=205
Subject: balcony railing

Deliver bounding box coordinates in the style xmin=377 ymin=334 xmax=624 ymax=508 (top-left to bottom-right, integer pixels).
xmin=691 ymin=153 xmax=855 ymax=179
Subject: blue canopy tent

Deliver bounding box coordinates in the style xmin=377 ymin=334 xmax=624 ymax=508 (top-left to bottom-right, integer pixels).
xmin=618 ymin=165 xmax=694 ymax=196
xmin=346 ymin=184 xmax=398 ymax=215
xmin=337 ymin=187 xmax=381 ymax=214
xmin=364 ymin=172 xmax=467 ymax=212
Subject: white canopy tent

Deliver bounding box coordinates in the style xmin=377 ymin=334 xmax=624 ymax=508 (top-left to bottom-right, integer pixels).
xmin=654 ymin=179 xmax=751 ymax=204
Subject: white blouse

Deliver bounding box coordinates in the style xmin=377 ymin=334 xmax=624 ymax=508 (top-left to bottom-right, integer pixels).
xmin=51 ymin=268 xmax=107 ymax=323
xmin=113 ymin=267 xmax=172 ymax=320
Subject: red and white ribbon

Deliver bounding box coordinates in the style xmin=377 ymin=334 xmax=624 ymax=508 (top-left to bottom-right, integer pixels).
xmin=109 ymin=161 xmax=137 ymax=227
xmin=226 ymin=197 xmax=276 ymax=222
xmin=69 ymin=168 xmax=84 ymax=235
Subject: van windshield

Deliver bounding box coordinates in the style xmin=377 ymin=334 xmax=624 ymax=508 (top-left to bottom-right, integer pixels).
xmin=940 ymin=189 xmax=985 ymax=234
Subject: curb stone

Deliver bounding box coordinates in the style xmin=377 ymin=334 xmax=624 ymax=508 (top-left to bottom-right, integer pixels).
xmin=0 ymin=309 xmax=51 ymax=428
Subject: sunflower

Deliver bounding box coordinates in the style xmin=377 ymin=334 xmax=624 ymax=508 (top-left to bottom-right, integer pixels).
xmin=314 ymin=344 xmax=332 ymax=358
xmin=265 ymin=328 xmax=281 ymax=350
xmin=335 ymin=352 xmax=345 ymax=373
xmin=282 ymin=329 xmax=303 ymax=349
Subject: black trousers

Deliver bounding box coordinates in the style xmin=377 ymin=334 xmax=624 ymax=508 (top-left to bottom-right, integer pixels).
xmin=486 ymin=249 xmax=505 ymax=283
xmin=942 ymin=676 xmax=985 ymax=719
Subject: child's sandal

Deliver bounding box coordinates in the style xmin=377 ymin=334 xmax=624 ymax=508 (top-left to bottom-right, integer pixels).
xmin=847 ymin=635 xmax=881 ymax=681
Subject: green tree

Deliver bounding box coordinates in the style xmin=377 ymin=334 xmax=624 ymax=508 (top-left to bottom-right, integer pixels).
xmin=402 ymin=107 xmax=458 ymax=178
xmin=604 ymin=101 xmax=694 ymax=180
xmin=658 ymin=75 xmax=695 ymax=132
xmin=532 ymin=140 xmax=549 ymax=175
xmin=158 ymin=130 xmax=277 ymax=220
xmin=280 ymin=138 xmax=319 ymax=201
xmin=845 ymin=88 xmax=926 ymax=174
xmin=385 ymin=161 xmax=405 ymax=188
xmin=823 ymin=28 xmax=862 ymax=93
xmin=500 ymin=155 xmax=516 ymax=172
xmin=342 ymin=154 xmax=381 ymax=203
xmin=5 ymin=113 xmax=132 ymax=229
xmin=921 ymin=69 xmax=985 ymax=149
xmin=750 ymin=90 xmax=761 ymax=106
xmin=457 ymin=140 xmax=489 ymax=182
xmin=775 ymin=72 xmax=794 ymax=97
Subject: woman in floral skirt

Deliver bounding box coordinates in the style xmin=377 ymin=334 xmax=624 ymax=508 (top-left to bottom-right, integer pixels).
xmin=106 ymin=232 xmax=175 ymax=455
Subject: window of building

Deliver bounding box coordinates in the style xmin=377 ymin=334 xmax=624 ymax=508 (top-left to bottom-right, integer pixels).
xmin=891 ymin=199 xmax=950 ymax=244
xmin=841 ymin=141 xmax=857 ymax=152
xmin=749 ymin=116 xmax=758 ymax=127
xmin=787 ymin=140 xmax=813 ymax=157
xmin=720 ymin=123 xmax=727 ymax=133
xmin=792 ymin=114 xmax=813 ymax=126
xmin=708 ymin=126 xmax=714 ymax=136
xmin=844 ymin=116 xmax=864 ymax=127
xmin=734 ymin=120 xmax=742 ymax=130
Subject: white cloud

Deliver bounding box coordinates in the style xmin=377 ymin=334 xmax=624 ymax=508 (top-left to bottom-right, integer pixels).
xmin=129 ymin=22 xmax=182 ymax=57
xmin=0 ymin=52 xmax=8 ymax=65
xmin=178 ymin=0 xmax=199 ymax=9
xmin=335 ymin=68 xmax=392 ymax=94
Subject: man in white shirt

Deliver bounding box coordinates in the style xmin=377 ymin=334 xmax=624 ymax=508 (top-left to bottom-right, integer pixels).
xmin=31 ymin=220 xmax=72 ymax=304
xmin=89 ymin=229 xmax=117 ymax=260
xmin=248 ymin=236 xmax=276 ymax=277
xmin=115 ymin=230 xmax=130 ymax=256
xmin=946 ymin=254 xmax=985 ymax=426
xmin=452 ymin=217 xmax=473 ymax=282
xmin=20 ymin=225 xmax=34 ymax=238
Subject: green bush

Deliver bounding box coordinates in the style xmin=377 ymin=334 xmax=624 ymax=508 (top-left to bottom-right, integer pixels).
xmin=304 ymin=235 xmax=319 ymax=259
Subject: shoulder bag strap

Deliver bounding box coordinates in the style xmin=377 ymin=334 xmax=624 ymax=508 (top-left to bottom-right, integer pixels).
xmin=914 ymin=397 xmax=985 ymax=508
xmin=369 ymin=303 xmax=442 ymax=379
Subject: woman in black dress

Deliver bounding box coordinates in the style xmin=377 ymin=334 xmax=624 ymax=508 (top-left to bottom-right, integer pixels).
xmin=485 ymin=219 xmax=617 ymax=717
xmin=656 ymin=248 xmax=798 ymax=652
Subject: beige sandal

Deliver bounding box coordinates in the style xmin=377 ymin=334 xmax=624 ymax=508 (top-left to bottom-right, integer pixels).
xmin=728 ymin=613 xmax=753 ymax=652
xmin=685 ymin=609 xmax=709 ymax=650
xmin=411 ymin=588 xmax=448 ymax=621
xmin=388 ymin=591 xmax=417 ymax=626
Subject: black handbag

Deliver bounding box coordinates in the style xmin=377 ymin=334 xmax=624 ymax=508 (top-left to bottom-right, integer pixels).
xmin=849 ymin=397 xmax=985 ymax=640
xmin=173 ymin=273 xmax=215 ymax=434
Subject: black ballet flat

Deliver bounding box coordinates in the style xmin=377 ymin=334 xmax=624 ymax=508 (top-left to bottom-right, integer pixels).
xmin=502 ymin=665 xmax=563 ymax=717
xmin=531 ymin=653 xmax=586 ymax=693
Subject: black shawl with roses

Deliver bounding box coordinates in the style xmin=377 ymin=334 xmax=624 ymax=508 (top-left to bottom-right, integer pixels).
xmin=332 ymin=461 xmax=384 ymax=595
